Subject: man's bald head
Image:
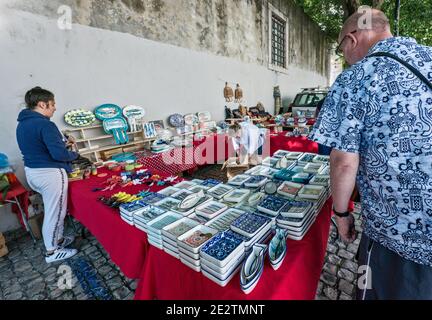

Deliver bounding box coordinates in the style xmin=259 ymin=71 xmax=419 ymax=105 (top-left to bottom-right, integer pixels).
xmin=337 ymin=8 xmax=393 ymax=65
xmin=340 ymin=8 xmax=390 ymax=42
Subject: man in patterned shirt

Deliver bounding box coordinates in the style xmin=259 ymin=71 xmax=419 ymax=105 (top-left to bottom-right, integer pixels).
xmin=309 ymin=8 xmax=432 ymax=299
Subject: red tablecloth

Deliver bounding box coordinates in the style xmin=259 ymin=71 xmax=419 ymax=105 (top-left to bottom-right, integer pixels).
xmin=136 ymin=134 xmax=229 ymax=175
xmin=134 ymin=199 xmax=332 ymax=300
xmin=269 ymin=132 xmax=318 ymax=155
xmin=68 ymin=168 xmax=181 ymax=279
xmin=0 ymin=179 xmax=30 ymax=228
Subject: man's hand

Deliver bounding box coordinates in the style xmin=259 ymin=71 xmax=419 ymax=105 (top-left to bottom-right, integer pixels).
xmin=335 ymin=214 xmax=356 ymax=243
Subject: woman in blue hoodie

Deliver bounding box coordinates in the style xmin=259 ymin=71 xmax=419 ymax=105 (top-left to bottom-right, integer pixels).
xmin=17 ymin=87 xmax=78 ymax=263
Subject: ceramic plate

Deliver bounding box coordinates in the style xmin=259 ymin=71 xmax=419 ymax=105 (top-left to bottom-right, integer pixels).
xmin=64 ymin=109 xmax=96 ymax=127
xmin=168 ymin=113 xmax=185 ymax=127
xmin=197 ymin=111 xmax=211 ymax=122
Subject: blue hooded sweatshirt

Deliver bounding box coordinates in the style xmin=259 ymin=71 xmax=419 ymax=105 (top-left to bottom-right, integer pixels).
xmin=16 ymin=109 xmax=78 ymax=172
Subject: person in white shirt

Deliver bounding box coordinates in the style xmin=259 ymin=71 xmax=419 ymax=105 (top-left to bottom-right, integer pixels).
xmin=228 ymin=118 xmax=266 ymax=165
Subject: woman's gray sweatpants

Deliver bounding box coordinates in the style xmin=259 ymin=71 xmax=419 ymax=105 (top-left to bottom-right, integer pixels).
xmin=25 ymin=167 xmax=68 ymax=252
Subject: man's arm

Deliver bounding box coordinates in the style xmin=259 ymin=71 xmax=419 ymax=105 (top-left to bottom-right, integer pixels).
xmin=330 ymin=149 xmax=359 ymax=243
xmin=330 ymin=149 xmax=359 ymax=212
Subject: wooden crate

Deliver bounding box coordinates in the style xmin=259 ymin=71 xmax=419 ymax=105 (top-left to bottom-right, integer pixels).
xmin=221 ymin=157 xmax=249 ymax=180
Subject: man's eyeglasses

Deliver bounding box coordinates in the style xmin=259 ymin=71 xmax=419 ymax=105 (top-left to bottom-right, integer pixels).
xmin=335 ymin=30 xmax=357 ymax=56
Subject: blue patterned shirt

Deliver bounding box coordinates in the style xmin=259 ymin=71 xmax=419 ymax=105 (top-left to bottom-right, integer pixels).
xmin=309 ymin=37 xmax=432 ymax=266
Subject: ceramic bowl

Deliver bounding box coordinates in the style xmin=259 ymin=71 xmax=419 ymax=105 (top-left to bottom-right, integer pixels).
xmin=268 ymin=229 xmax=287 ymax=270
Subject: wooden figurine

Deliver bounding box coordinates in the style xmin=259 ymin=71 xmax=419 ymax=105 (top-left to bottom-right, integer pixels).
xmin=224 ymin=82 xmax=234 ymax=102
xmin=235 ymin=83 xmax=243 ymax=103
xmin=239 ymin=105 xmax=248 ymax=116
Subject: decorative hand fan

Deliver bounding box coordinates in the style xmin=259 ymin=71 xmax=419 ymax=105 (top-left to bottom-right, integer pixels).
xmin=123 ymin=105 xmax=145 ymax=132
xmin=95 ymin=104 xmax=129 ymax=145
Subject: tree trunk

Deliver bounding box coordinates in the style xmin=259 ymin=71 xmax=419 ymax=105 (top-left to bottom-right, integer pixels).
xmin=372 ymin=0 xmax=385 ymax=9
xmin=342 ymin=0 xmax=361 ymax=19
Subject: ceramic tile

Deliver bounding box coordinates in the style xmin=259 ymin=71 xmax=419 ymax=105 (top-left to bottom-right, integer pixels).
xmin=230 ymin=213 xmax=271 ymax=238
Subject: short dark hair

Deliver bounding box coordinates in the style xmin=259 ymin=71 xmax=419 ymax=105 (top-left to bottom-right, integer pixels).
xmin=24 ymin=86 xmax=54 ymax=109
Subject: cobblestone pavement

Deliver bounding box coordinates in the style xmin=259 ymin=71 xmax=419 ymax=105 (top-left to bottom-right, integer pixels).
xmin=0 ymin=165 xmax=362 ymax=300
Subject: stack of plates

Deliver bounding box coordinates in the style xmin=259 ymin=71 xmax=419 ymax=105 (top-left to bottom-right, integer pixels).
xmin=119 ymin=200 xmax=149 ymax=226
xmin=276 ymin=209 xmax=317 ymax=241
xmin=161 ymin=217 xmax=200 ymax=259
xmin=297 ymin=153 xmax=317 ymax=165
xmin=277 ymin=181 xmax=303 ymax=199
xmin=261 ymin=156 xmax=279 ymax=167
xmin=200 ymin=179 xmax=222 ymax=188
xmin=133 ymin=205 xmax=167 ymax=232
xmin=273 ymin=150 xmax=291 ymax=158
xmin=257 ymin=195 xmax=289 ymax=216
xmin=146 ymin=212 xmax=183 ymax=249
xmin=230 ymin=213 xmax=272 ymax=239
xmin=205 ymin=208 xmax=245 ymax=232
xmin=177 ymin=225 xmax=218 ymax=272
xmin=200 ymin=231 xmax=245 ymax=287
xmin=227 ymin=220 xmax=273 ymax=253
xmin=296 ymin=185 xmax=326 ymax=201
xmin=171 ymin=189 xmax=194 ymax=201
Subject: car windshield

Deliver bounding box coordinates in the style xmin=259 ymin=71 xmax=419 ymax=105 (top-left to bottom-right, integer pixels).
xmin=294 ymin=93 xmax=326 ymax=106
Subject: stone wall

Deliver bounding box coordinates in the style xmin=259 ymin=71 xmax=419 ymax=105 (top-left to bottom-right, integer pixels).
xmin=5 ymin=0 xmax=330 ymax=76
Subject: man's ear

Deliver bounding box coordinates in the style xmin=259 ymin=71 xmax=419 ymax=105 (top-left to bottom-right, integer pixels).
xmin=347 ymin=33 xmax=358 ymax=50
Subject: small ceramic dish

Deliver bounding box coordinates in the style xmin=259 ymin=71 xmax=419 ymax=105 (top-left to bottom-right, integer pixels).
xmin=309 ymin=174 xmax=330 ymax=186
xmin=319 ymin=165 xmax=330 ymax=175
xmin=178 ymin=246 xmax=200 ymax=260
xmin=207 ymin=184 xmax=234 ymax=200
xmin=195 ymin=201 xmax=228 ymax=219
xmin=163 ymin=246 xmax=180 ymax=260
xmin=147 ymin=211 xmax=183 ymax=235
xmin=262 ymin=157 xmax=279 ymax=167
xmin=171 ymin=189 xmax=194 ymax=201
xmin=140 ymin=192 xmax=167 ymax=205
xmin=313 ymin=154 xmax=330 ymax=164
xmin=285 ymin=151 xmax=304 ymax=160
xmin=188 ymin=185 xmax=210 ymax=193
xmin=291 ymin=172 xmax=313 ymax=184
xmin=223 ymin=189 xmax=251 ymax=203
xmin=201 ymin=179 xmax=222 ymax=188
xmin=297 ymin=185 xmax=325 ymax=200
xmin=201 ymin=249 xmax=245 ymax=277
xmin=191 ymin=179 xmax=204 ymax=184
xmin=252 ymin=167 xmax=279 ymax=178
xmin=173 ymin=180 xmax=197 ymax=190
xmin=201 ymin=263 xmax=242 ymax=287
xmin=277 ymin=181 xmax=303 ymax=199
xmin=180 ymin=256 xmax=201 ymax=272
xmin=119 ymin=200 xmax=149 ymax=217
xmin=298 ymin=153 xmax=317 ymax=165
xmin=279 ymin=200 xmax=313 ymax=219
xmin=275 ymin=157 xmax=296 ymax=169
xmin=247 ymin=192 xmax=266 ymax=207
xmin=240 ymin=243 xmax=267 ymax=294
xmin=273 ymin=150 xmax=290 ymax=158
xmin=257 ymin=195 xmax=288 ymax=216
xmin=230 ymin=213 xmax=272 ymax=238
xmin=157 ymin=186 xmax=180 ymax=197
xmin=205 ymin=208 xmax=245 ymax=232
xmin=244 ymin=175 xmax=268 ymax=188
xmin=163 ymin=240 xmax=179 ymax=254
xmin=227 ymin=174 xmax=251 ymax=186
xmin=303 ymin=162 xmax=325 ymax=174
xmin=177 ymin=225 xmax=218 ymax=254
xmin=154 ymin=197 xmax=182 ymax=212
xmin=268 ymin=229 xmax=287 ymax=271
xmin=162 ymin=217 xmax=200 ymax=242
xmin=179 ymin=251 xmax=201 ymax=267
xmin=200 ymin=231 xmax=245 ymax=268
xmin=133 ymin=205 xmax=167 ymax=228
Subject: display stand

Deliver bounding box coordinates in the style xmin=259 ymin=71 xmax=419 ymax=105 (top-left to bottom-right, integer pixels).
xmin=64 ymin=124 xmax=156 ymax=162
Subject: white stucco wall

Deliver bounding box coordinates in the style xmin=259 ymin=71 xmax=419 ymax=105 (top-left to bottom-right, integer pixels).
xmin=0 ymin=7 xmax=327 ymax=232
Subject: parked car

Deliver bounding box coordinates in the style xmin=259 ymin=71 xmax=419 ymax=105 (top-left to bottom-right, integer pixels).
xmin=285 ymin=87 xmax=329 ymax=118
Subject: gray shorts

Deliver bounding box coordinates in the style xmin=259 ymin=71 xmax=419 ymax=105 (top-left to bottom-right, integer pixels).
xmin=356 ymin=234 xmax=432 ymax=300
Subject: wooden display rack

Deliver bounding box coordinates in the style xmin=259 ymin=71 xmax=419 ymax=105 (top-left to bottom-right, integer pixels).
xmin=64 ymin=124 xmax=156 ymax=162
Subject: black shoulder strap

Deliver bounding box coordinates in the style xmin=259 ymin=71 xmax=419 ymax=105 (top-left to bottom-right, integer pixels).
xmin=368 ymin=52 xmax=432 ymax=91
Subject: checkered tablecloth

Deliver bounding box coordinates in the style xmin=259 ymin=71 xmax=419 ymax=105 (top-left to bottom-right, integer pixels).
xmin=135 ymin=133 xmax=229 ymax=175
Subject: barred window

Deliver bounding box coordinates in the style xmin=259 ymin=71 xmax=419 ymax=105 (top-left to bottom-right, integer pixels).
xmin=271 ymin=13 xmax=286 ymax=68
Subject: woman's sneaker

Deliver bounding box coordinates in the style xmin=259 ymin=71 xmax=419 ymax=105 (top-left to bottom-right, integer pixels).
xmin=58 ymin=235 xmax=75 ymax=249
xmin=45 ymin=248 xmax=78 ymax=263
